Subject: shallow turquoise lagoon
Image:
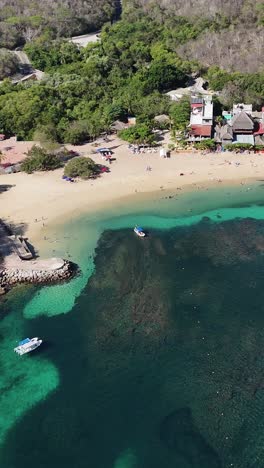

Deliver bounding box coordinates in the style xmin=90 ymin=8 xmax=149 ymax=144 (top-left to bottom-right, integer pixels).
xmin=1 ymin=183 xmax=264 ymax=467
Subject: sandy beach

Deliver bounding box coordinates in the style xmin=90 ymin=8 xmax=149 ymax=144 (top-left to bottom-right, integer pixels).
xmin=0 ymin=136 xmax=263 ymax=242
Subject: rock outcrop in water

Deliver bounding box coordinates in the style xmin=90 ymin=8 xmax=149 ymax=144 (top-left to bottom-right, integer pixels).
xmin=0 ymin=220 xmax=75 ymax=293
xmin=0 ymin=258 xmax=74 ymax=291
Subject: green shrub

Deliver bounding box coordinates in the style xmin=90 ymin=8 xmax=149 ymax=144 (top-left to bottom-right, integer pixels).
xmin=63 ymin=121 xmax=89 ymax=145
xmin=64 ymin=157 xmax=98 ymax=179
xmin=195 ymin=139 xmax=215 ymax=150
xmin=0 ymin=49 xmax=19 ymax=79
xmin=21 ymin=145 xmax=62 ymax=173
xmin=33 ymin=124 xmax=60 ymax=151
xmin=225 ymin=143 xmax=253 ymax=151
xmin=119 ymin=124 xmax=155 ymax=144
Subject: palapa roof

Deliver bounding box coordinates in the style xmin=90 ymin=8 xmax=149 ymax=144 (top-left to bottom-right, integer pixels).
xmin=219 ymin=124 xmax=233 ymax=140
xmin=231 ymin=111 xmax=254 ymax=132
xmin=110 ymin=120 xmax=127 ymax=131
xmin=154 ymin=114 xmax=170 ymax=123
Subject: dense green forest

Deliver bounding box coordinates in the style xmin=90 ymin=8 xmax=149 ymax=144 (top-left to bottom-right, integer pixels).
xmin=0 ymin=0 xmax=117 ymax=48
xmin=0 ymin=18 xmax=193 ymax=142
xmin=0 ymin=2 xmax=263 ymax=144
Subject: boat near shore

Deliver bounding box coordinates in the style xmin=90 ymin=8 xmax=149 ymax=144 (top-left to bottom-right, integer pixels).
xmin=14 ymin=337 xmax=42 ymax=355
xmin=11 ymin=235 xmax=33 ymax=260
xmin=134 ymin=226 xmax=146 ymax=237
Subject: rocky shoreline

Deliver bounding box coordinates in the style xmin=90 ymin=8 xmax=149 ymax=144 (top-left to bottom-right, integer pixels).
xmin=0 ymin=258 xmax=74 ymax=294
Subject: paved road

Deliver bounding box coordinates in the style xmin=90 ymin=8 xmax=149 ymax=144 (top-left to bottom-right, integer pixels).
xmin=70 ymin=31 xmax=101 ymax=47
xmin=69 ymin=0 xmax=122 ymax=47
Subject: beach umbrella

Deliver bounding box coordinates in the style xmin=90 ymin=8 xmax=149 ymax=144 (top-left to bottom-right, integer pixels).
xmin=96 ymin=148 xmax=109 ymax=153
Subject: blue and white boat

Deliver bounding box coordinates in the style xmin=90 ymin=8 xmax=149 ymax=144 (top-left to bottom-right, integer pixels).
xmin=14 ymin=337 xmax=42 ymax=355
xmin=134 ymin=226 xmax=145 ymax=237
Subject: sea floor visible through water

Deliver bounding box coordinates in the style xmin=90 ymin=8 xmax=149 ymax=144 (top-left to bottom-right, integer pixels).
xmin=2 ymin=182 xmax=264 ymax=468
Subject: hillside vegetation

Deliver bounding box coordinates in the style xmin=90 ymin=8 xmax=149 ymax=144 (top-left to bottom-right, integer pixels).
xmin=0 ymin=0 xmax=117 ymax=48
xmin=0 ymin=49 xmax=19 ymax=79
xmin=0 ymin=18 xmax=192 ymax=141
xmin=125 ymin=0 xmax=264 ymax=73
xmin=178 ymin=28 xmax=264 ymax=73
xmin=0 ymin=1 xmax=263 ymax=144
xmin=128 ymin=0 xmax=262 ymax=22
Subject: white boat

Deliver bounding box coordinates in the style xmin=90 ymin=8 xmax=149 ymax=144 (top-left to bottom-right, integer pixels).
xmin=134 ymin=226 xmax=145 ymax=237
xmin=14 ymin=337 xmax=42 ymax=355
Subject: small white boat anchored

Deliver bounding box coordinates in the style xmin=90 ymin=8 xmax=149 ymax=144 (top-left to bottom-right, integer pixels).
xmin=14 ymin=337 xmax=42 ymax=355
xmin=134 ymin=226 xmax=146 ymax=237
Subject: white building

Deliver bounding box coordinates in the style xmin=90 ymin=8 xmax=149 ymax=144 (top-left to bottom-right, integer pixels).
xmin=190 ymin=96 xmax=213 ymax=126
xmin=233 ymin=104 xmax=253 ymax=116
xmin=188 ymin=95 xmax=213 ymax=140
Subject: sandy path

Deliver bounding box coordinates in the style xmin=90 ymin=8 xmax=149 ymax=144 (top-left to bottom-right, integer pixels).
xmin=0 ymin=137 xmax=263 ymax=242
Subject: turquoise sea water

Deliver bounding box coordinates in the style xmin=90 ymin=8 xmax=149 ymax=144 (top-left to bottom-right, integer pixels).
xmin=2 ymin=183 xmax=264 ymax=467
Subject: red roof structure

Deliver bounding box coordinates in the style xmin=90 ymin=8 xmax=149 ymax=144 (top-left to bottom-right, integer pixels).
xmin=254 ymin=123 xmax=264 ymax=135
xmin=191 ymin=103 xmax=203 ymax=108
xmin=190 ymin=125 xmax=212 ymax=137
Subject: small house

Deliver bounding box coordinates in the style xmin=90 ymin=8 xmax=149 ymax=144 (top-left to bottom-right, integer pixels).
xmin=230 ymin=111 xmax=255 ymax=145
xmin=233 ymin=104 xmax=253 ymax=116
xmin=254 ymin=123 xmax=264 ymax=146
xmin=189 ymin=125 xmax=212 ymax=140
xmin=110 ymin=120 xmax=128 ymax=132
xmin=253 ymin=107 xmax=264 ymax=145
xmin=214 ymin=124 xmax=233 ymax=146
xmin=154 ymin=114 xmax=171 ymax=127
xmin=188 ymin=95 xmax=213 ymax=141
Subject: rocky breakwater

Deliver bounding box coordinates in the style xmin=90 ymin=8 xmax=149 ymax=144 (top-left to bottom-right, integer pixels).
xmin=0 ymin=257 xmax=74 ymax=291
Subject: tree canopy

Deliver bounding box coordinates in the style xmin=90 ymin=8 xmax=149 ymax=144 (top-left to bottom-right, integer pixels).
xmin=0 ymin=49 xmax=19 ymax=79
xmin=64 ymin=156 xmax=98 ymax=179
xmin=21 ymin=145 xmax=62 ymax=173
xmin=169 ymin=96 xmax=190 ymax=132
xmin=0 ymin=18 xmax=191 ymax=142
xmin=119 ymin=123 xmax=155 ymax=145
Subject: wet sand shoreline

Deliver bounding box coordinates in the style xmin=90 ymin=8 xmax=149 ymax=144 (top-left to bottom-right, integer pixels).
xmin=0 ymin=136 xmax=264 ymax=244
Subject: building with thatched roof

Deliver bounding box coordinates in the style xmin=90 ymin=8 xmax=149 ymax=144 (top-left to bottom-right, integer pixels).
xmin=229 ymin=111 xmax=255 ymax=144
xmin=214 ymin=124 xmax=233 ymax=146
xmin=154 ymin=114 xmax=170 ymax=124
xmin=231 ymin=111 xmax=254 ymax=133
xmin=215 ymin=104 xmax=264 ymax=147
xmin=110 ymin=120 xmax=128 ymax=132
